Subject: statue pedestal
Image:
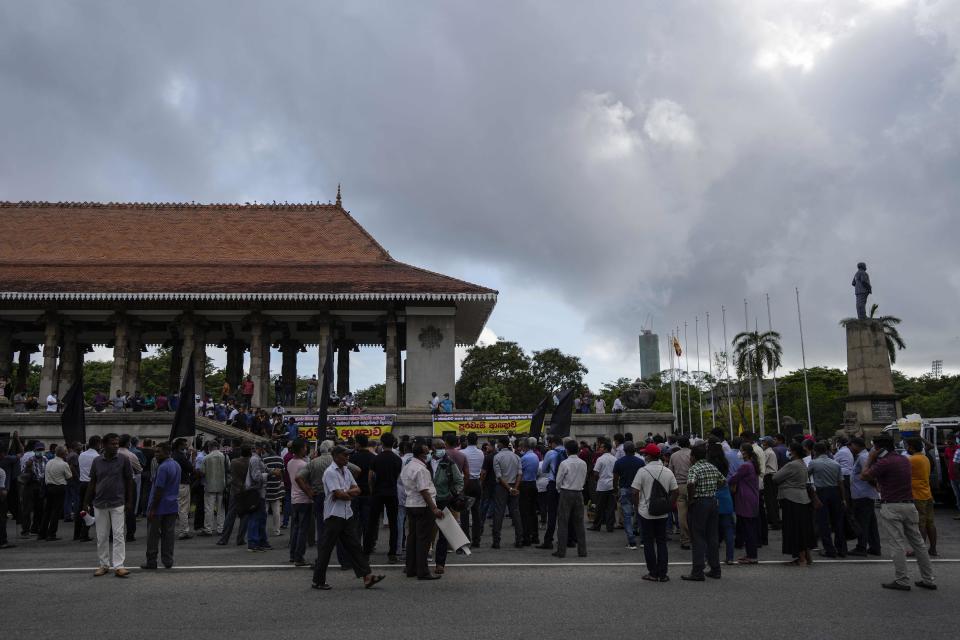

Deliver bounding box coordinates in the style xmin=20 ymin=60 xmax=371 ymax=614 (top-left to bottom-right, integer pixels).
xmin=844 ymin=319 xmax=901 ymax=435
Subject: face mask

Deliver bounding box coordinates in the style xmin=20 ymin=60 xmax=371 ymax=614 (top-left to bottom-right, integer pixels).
xmin=434 ymin=449 xmax=446 ymax=459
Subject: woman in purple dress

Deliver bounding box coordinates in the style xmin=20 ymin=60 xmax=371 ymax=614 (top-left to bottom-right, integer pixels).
xmin=729 ymin=443 xmax=761 ymax=564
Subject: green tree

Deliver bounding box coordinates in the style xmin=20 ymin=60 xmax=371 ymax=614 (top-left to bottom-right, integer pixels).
xmin=598 ymin=377 xmax=633 ymax=408
xmin=732 ymin=330 xmax=783 ymax=435
xmin=471 ymin=383 xmax=512 ymax=412
xmin=775 ymin=367 xmax=846 ymax=437
xmin=531 ymin=348 xmax=588 ymax=395
xmin=455 ymin=341 xmax=542 ymax=412
xmin=355 ymin=383 xmax=386 ymax=408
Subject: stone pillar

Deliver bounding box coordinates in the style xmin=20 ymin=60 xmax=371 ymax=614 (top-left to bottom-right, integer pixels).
xmin=385 ymin=314 xmax=399 ymax=407
xmin=249 ymin=315 xmax=269 ymax=408
xmin=110 ymin=316 xmax=129 ymax=396
xmin=844 ymin=319 xmax=901 ymax=434
xmin=404 ymin=307 xmax=456 ymax=409
xmin=193 ymin=324 xmax=207 ymax=401
xmin=37 ymin=313 xmax=60 ymax=402
xmin=15 ymin=347 xmax=33 ymax=394
xmin=280 ymin=339 xmax=300 ymax=406
xmin=57 ymin=323 xmax=79 ymax=398
xmin=225 ymin=339 xmax=245 ymax=392
xmin=0 ymin=323 xmax=12 ymax=383
xmin=167 ymin=333 xmax=183 ymax=395
xmin=336 ymin=343 xmax=350 ymax=396
xmin=123 ymin=324 xmax=143 ymax=395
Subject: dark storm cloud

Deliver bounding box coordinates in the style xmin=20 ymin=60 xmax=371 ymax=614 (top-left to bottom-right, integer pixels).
xmin=2 ymin=1 xmax=959 ymax=385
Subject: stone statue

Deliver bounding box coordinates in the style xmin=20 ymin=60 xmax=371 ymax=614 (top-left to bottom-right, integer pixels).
xmin=852 ymin=262 xmax=872 ymax=320
xmin=620 ymin=379 xmax=656 ymax=410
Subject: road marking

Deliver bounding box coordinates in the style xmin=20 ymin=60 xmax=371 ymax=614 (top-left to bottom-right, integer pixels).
xmin=1 ymin=559 xmax=957 ymax=573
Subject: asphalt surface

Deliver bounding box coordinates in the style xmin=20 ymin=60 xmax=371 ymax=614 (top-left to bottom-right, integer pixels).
xmin=2 ymin=510 xmax=958 ymax=639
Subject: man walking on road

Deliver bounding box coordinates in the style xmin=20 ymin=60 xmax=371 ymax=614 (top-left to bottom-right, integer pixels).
xmin=141 ymin=442 xmax=180 ymax=570
xmin=632 ymin=443 xmax=678 ymax=582
xmin=85 ymin=433 xmax=134 ymax=577
xmin=491 ymin=436 xmax=523 ymax=549
xmin=861 ymin=435 xmax=936 ymax=591
xmin=200 ymin=441 xmax=227 ymax=537
xmin=554 ymin=439 xmax=587 ymax=558
xmin=681 ymin=444 xmax=724 ymax=581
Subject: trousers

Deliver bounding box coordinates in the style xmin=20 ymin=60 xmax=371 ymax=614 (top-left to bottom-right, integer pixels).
xmin=176 ymin=484 xmax=192 ymax=535
xmin=404 ymin=506 xmax=436 ymax=578
xmin=556 ymin=489 xmax=586 ymax=556
xmin=879 ymin=502 xmax=934 ymax=586
xmin=313 ymin=515 xmax=371 ymax=585
xmin=94 ymin=505 xmax=126 ymax=569
xmin=815 ymin=486 xmax=847 ymax=555
xmin=591 ymin=489 xmax=615 ymax=531
xmin=543 ymin=480 xmax=560 ymax=544
xmin=519 ymin=481 xmax=539 ymax=543
xmin=639 ymin=515 xmax=668 ymax=577
xmin=145 ymin=513 xmax=177 ymax=568
xmin=40 ymin=484 xmax=66 ymax=539
xmin=365 ymin=494 xmax=399 ymax=556
xmin=203 ymin=491 xmax=225 ymax=534
xmin=852 ymin=498 xmax=881 ymax=554
xmin=689 ymin=497 xmax=719 ymax=576
xmin=676 ymin=485 xmax=690 ymax=545
xmin=492 ymin=485 xmax=523 ymax=545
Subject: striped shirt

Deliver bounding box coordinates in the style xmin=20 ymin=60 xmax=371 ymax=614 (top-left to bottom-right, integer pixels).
xmin=263 ymin=454 xmax=285 ymax=501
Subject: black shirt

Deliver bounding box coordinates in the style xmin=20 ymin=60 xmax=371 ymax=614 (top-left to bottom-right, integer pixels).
xmin=370 ymin=450 xmax=402 ymax=497
xmin=481 ymin=451 xmax=496 ymax=490
xmin=173 ymin=450 xmax=193 ymax=485
xmin=349 ymin=449 xmax=377 ymax=496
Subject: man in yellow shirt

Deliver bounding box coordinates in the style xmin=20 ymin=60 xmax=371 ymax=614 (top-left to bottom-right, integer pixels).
xmin=906 ymin=438 xmax=937 ymax=557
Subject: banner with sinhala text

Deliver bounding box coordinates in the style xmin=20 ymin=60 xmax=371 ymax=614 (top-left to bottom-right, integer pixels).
xmin=432 ymin=414 xmax=532 ymax=437
xmin=292 ymin=414 xmax=394 ymax=440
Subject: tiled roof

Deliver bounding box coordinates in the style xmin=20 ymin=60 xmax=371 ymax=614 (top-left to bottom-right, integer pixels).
xmin=0 ymin=202 xmax=496 ymax=297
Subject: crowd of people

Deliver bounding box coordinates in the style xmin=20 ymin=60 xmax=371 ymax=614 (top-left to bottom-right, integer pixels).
xmin=0 ymin=425 xmax=950 ymax=591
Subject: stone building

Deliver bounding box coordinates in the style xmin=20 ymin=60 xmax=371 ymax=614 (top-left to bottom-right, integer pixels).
xmin=0 ymin=197 xmax=497 ymax=408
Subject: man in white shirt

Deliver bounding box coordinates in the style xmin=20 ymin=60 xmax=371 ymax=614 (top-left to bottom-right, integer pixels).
xmin=631 ymin=443 xmax=679 ymax=582
xmin=594 ymin=397 xmax=606 ymax=414
xmin=589 ymin=440 xmax=617 ymax=532
xmin=40 ymin=446 xmax=72 ymax=540
xmin=45 ymin=393 xmax=58 ymax=412
xmin=75 ymin=435 xmax=101 ymax=541
xmin=612 ymin=397 xmax=625 ymax=413
xmin=311 ymin=446 xmax=383 ymax=591
xmin=554 ymin=440 xmax=587 ymax=558
xmin=400 ymin=442 xmax=443 ymax=579
xmin=460 ymin=432 xmax=485 ymax=546
xmin=761 ymin=437 xmax=781 ymax=530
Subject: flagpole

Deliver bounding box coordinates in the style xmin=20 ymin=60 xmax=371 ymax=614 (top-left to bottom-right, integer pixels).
xmin=795 ymin=287 xmax=814 ymax=436
xmin=755 ymin=316 xmax=765 ymax=437
xmin=684 ymin=322 xmax=692 ymax=436
xmin=744 ymin=299 xmax=756 ymax=433
xmin=695 ymin=315 xmax=704 ymax=439
xmin=676 ymin=325 xmax=684 ymax=434
xmin=706 ymin=311 xmax=717 ymax=433
xmin=721 ymin=305 xmax=734 ymax=435
xmin=766 ymin=293 xmax=781 ymax=432
xmin=668 ymin=333 xmax=677 ymax=432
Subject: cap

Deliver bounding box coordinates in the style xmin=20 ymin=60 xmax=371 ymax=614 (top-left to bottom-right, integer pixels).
xmin=641 ymin=443 xmax=661 ymax=457
xmin=34 ymin=441 xmax=46 ymax=450
xmin=760 ymin=436 xmax=774 ymax=444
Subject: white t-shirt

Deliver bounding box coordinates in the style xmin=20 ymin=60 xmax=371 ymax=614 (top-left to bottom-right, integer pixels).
xmin=46 ymin=394 xmax=58 ymax=411
xmin=631 ymin=460 xmax=678 ymax=520
xmin=594 ymin=452 xmax=617 ymax=492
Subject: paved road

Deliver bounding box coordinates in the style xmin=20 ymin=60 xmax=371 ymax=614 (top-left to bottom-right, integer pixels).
xmin=2 ymin=511 xmax=957 ymax=639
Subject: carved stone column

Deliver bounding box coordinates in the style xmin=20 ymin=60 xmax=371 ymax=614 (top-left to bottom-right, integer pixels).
xmin=385 ymin=314 xmax=399 ymax=407
xmin=192 ymin=323 xmax=207 ymax=401
xmin=15 ymin=347 xmax=34 ymax=394
xmin=167 ymin=329 xmax=183 ymax=395
xmin=248 ymin=314 xmax=269 ymax=408
xmin=0 ymin=323 xmax=12 ymax=384
xmin=110 ymin=314 xmax=129 ymax=396
xmin=37 ymin=313 xmax=60 ymax=401
xmin=123 ymin=323 xmax=143 ymax=395
xmin=57 ymin=323 xmax=79 ymax=398
xmin=336 ymin=343 xmax=350 ymax=396
xmin=280 ymin=338 xmax=301 ymax=406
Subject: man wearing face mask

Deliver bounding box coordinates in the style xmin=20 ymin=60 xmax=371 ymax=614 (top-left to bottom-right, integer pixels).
xmin=400 ymin=442 xmax=444 ymax=580
xmin=491 ymin=436 xmax=523 ymax=549
xmin=431 ymin=438 xmax=464 ymax=575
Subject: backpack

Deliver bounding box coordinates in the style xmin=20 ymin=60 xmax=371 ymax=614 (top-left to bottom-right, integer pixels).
xmin=645 ymin=467 xmax=670 ymax=516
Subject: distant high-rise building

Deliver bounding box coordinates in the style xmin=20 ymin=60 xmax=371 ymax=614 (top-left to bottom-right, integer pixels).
xmin=639 ymin=330 xmax=660 ymax=380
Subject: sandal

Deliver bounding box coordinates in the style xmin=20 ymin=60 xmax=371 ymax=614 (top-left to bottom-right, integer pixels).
xmin=364 ymin=574 xmax=385 ymax=589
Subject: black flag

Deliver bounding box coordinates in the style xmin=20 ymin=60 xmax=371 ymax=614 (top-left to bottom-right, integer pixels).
xmin=317 ymin=339 xmax=334 ymax=441
xmin=60 ymin=368 xmax=86 ymax=445
xmin=529 ymin=395 xmax=550 ymax=439
xmin=169 ymin=356 xmax=196 ymax=441
xmin=547 ymin=389 xmax=575 ymax=438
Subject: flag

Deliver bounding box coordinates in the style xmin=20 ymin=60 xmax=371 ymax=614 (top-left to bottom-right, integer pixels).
xmin=547 ymin=389 xmax=575 ymax=438
xmin=672 ymin=336 xmax=683 ymax=357
xmin=737 ymin=423 xmax=744 ymax=436
xmin=60 ymin=367 xmax=86 ymax=445
xmin=529 ymin=395 xmax=550 ymax=439
xmin=318 ymin=339 xmax=335 ymax=440
xmin=169 ymin=356 xmax=196 ymax=441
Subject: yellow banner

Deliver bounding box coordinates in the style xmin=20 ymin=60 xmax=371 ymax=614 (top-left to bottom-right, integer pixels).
xmin=432 ymin=414 xmax=532 ymax=437
xmin=298 ymin=425 xmax=393 ymax=440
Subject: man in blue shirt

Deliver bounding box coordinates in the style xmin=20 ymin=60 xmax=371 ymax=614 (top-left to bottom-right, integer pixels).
xmin=142 ymin=442 xmax=181 ymax=570
xmin=536 ymin=435 xmax=567 ymax=550
xmin=440 ymin=393 xmax=453 ymax=413
xmin=613 ymin=441 xmax=645 ymax=549
xmin=519 ymin=438 xmax=540 ymax=546
xmin=847 ymin=437 xmax=881 ymax=557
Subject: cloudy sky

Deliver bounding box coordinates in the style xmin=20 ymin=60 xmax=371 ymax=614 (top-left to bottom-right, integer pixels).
xmin=2 ymin=1 xmax=959 ymax=392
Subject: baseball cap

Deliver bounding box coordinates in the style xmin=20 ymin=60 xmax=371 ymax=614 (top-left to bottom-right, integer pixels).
xmin=641 ymin=443 xmax=661 ymax=456
xmin=34 ymin=441 xmax=46 ymax=450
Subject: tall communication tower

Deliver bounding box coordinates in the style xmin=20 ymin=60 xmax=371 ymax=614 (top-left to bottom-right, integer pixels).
xmin=932 ymin=359 xmax=943 ymax=379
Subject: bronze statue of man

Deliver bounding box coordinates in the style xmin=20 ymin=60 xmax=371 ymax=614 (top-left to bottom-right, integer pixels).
xmin=852 ymin=262 xmax=872 ymax=320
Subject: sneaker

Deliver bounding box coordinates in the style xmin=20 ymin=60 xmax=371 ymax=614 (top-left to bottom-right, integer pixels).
xmin=881 ymin=581 xmax=910 ymax=591
xmin=626 ymin=544 xmax=638 ymax=550
xmin=914 ymin=581 xmax=937 ymax=590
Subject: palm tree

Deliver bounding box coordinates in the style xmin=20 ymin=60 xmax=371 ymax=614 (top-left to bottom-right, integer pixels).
xmin=840 ymin=304 xmax=906 ymax=363
xmin=731 ymin=330 xmax=783 ymax=435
